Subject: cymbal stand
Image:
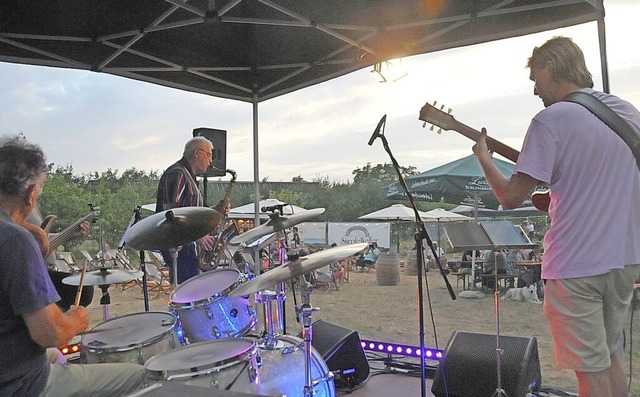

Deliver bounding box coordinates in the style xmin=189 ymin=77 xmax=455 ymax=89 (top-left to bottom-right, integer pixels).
xmin=296 ymin=275 xmax=319 ymax=397
xmin=276 ymin=239 xmax=288 ymax=335
xmin=120 ymin=205 xmax=150 ymax=311
xmin=170 ymin=247 xmax=179 ymax=289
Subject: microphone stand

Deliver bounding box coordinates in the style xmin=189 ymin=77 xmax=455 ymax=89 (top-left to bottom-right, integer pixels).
xmin=119 ymin=206 xmax=150 ymax=311
xmin=369 ymin=115 xmax=456 ymax=397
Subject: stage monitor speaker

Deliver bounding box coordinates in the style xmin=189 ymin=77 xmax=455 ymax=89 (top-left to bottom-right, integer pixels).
xmin=302 ymin=320 xmax=370 ymax=390
xmin=192 ymin=127 xmax=227 ymax=177
xmin=431 ymin=331 xmax=541 ymax=397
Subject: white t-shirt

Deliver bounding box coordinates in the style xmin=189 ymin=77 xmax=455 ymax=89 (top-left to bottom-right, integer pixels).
xmin=516 ymin=88 xmax=640 ymax=279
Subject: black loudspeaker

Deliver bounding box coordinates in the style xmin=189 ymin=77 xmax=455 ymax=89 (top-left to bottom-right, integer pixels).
xmin=432 ymin=331 xmax=541 ymax=397
xmin=304 ymin=320 xmax=370 ymax=390
xmin=192 ymin=127 xmax=227 ymax=177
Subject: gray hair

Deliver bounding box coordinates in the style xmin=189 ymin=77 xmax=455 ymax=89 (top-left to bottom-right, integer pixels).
xmin=183 ymin=136 xmax=213 ymax=159
xmin=527 ymin=36 xmax=593 ymax=88
xmin=0 ymin=135 xmax=48 ymax=198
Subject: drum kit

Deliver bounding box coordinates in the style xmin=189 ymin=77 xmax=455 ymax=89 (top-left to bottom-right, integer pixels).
xmin=70 ymin=206 xmax=366 ymax=397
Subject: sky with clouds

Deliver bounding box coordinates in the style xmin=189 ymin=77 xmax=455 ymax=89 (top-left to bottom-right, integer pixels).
xmin=0 ymin=0 xmax=638 ymax=184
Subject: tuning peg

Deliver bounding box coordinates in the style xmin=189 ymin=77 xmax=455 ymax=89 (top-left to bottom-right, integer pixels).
xmin=432 ymin=100 xmax=437 ymax=107
xmin=430 ymin=125 xmax=435 ymax=131
xmin=437 ymin=128 xmax=442 ymax=134
xmin=447 ymin=108 xmax=452 ymax=114
xmin=422 ymin=122 xmax=427 ymax=128
xmin=440 ymin=105 xmax=445 ymax=111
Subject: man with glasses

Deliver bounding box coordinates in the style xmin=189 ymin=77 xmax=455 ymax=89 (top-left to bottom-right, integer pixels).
xmin=156 ymin=136 xmax=215 ymax=284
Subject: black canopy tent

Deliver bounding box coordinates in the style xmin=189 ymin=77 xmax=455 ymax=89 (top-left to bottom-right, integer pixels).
xmin=0 ymin=0 xmax=608 ymax=223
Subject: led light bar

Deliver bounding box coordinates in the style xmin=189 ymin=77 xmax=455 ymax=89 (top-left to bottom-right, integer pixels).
xmin=360 ymin=339 xmax=443 ymax=360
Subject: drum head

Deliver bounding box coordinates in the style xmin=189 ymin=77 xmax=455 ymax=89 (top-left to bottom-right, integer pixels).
xmin=82 ymin=311 xmax=176 ymax=350
xmin=145 ymin=338 xmax=255 ymax=373
xmin=171 ymin=268 xmax=240 ymax=304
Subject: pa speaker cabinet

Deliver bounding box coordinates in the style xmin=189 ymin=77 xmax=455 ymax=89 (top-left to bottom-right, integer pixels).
xmin=192 ymin=127 xmax=226 ymax=177
xmin=303 ymin=320 xmax=370 ymax=390
xmin=432 ymin=331 xmax=541 ymax=397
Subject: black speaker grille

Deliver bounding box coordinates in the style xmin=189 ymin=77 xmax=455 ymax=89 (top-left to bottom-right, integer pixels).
xmin=192 ymin=127 xmax=226 ymax=177
xmin=432 ymin=331 xmax=541 ymax=397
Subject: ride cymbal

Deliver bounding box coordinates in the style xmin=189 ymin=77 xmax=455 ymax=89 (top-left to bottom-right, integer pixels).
xmin=229 ymin=243 xmax=367 ymax=297
xmin=230 ymin=208 xmax=325 ymax=245
xmin=123 ymin=206 xmax=218 ymax=250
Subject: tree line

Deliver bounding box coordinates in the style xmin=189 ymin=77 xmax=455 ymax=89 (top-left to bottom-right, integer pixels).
xmin=39 ymin=162 xmax=451 ymax=255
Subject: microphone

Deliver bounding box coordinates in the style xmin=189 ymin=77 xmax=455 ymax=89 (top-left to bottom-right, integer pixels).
xmin=368 ymin=114 xmax=387 ymax=146
xmin=261 ymin=204 xmax=287 ymax=212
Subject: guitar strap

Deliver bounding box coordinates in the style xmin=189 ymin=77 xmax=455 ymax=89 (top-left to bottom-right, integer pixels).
xmin=563 ymin=91 xmax=640 ymax=171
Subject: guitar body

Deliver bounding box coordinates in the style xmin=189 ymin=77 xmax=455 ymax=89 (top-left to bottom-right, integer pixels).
xmin=419 ymin=101 xmax=550 ymax=212
xmin=39 ymin=207 xmax=100 ymax=311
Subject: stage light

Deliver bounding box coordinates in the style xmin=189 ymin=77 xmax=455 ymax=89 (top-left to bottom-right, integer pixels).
xmin=360 ymin=339 xmax=443 ymax=360
xmin=370 ymin=59 xmax=408 ymax=83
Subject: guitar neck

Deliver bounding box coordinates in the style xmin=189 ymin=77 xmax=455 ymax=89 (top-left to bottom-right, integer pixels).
xmin=451 ymin=120 xmax=520 ymax=163
xmin=46 ymin=213 xmax=95 ymax=256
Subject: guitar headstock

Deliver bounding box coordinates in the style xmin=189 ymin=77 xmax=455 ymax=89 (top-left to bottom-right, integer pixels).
xmin=419 ymin=101 xmax=454 ymax=134
xmin=88 ymin=203 xmax=101 ymax=223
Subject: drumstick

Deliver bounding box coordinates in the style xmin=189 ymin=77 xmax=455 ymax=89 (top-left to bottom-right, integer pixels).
xmin=79 ymin=326 xmax=123 ymax=335
xmin=74 ymin=258 xmax=89 ymax=307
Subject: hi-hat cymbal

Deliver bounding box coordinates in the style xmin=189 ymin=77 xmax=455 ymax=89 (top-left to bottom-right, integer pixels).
xmin=228 ymin=243 xmax=367 ymax=297
xmin=230 ymin=208 xmax=325 ymax=245
xmin=62 ymin=268 xmax=144 ymax=286
xmin=123 ymin=206 xmax=218 ymax=250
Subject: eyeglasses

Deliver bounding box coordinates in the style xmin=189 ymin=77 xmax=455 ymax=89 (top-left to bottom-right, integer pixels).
xmin=197 ymin=148 xmax=213 ymax=159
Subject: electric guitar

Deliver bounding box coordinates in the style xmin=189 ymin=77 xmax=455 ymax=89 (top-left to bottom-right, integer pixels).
xmin=419 ymin=101 xmax=550 ymax=212
xmin=44 ymin=205 xmax=101 ymax=256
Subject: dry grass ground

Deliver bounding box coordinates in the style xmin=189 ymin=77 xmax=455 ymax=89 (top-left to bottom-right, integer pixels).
xmin=85 ymin=262 xmax=640 ymax=395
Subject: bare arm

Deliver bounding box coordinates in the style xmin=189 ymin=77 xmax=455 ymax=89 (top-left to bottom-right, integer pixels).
xmin=23 ymin=304 xmax=89 ymax=348
xmin=473 ymin=128 xmax=540 ymax=209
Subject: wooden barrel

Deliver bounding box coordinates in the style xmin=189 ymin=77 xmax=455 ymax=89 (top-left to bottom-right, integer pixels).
xmin=376 ymin=252 xmax=400 ymax=286
xmin=405 ymin=249 xmax=419 ymax=276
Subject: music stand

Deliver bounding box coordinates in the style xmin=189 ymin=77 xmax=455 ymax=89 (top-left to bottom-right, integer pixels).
xmin=442 ymin=220 xmax=536 ymax=396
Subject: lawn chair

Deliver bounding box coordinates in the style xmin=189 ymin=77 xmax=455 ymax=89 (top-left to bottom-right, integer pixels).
xmin=145 ymin=251 xmax=172 ymax=294
xmin=313 ymin=265 xmax=337 ymax=291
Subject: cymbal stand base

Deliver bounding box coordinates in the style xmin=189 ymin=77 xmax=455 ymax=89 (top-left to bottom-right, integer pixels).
xmin=98 ymin=284 xmax=111 ymax=321
xmin=296 ymin=277 xmax=319 ymax=397
xmin=255 ymin=290 xmax=284 ymax=350
xmin=491 ymin=252 xmax=509 ymax=397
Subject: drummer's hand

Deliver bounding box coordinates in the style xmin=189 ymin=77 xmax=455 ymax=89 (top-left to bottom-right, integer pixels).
xmin=67 ymin=305 xmax=89 ymax=334
xmin=197 ymin=234 xmax=215 ymax=251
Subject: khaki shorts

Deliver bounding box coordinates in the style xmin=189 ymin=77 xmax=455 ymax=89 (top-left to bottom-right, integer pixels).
xmin=543 ymin=264 xmax=640 ymax=372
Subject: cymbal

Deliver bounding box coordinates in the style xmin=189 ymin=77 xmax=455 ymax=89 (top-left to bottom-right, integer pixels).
xmin=123 ymin=206 xmax=218 ymax=250
xmin=62 ymin=268 xmax=143 ymax=286
xmin=230 ymin=208 xmax=325 ymax=245
xmin=228 ymin=243 xmax=367 ymax=297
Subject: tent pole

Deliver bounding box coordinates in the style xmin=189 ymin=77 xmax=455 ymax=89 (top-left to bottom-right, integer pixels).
xmin=252 ymin=94 xmax=261 ymax=263
xmin=597 ymin=9 xmax=610 ymax=93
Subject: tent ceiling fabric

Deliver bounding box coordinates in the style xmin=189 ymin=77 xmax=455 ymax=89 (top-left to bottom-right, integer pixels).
xmin=0 ymin=0 xmax=602 ymax=103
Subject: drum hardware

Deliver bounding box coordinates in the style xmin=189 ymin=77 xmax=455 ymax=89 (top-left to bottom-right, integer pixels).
xmin=63 ymin=267 xmax=144 ymax=321
xmin=121 ymin=206 xmax=219 ymax=289
xmin=230 ymin=208 xmax=326 ymax=245
xmin=254 ymin=290 xmax=284 ymax=350
xmin=296 ymin=274 xmax=321 ymax=397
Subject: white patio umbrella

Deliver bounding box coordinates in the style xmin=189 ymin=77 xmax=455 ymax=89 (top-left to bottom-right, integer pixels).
xmin=228 ymin=199 xmax=307 ymax=218
xmin=359 ymin=204 xmax=436 ymax=252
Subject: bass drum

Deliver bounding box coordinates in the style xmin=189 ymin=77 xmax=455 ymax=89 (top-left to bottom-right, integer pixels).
xmin=144 ymin=336 xmax=335 ymax=397
xmin=81 ymin=311 xmax=180 ymax=364
xmin=169 ymin=268 xmax=256 ymax=342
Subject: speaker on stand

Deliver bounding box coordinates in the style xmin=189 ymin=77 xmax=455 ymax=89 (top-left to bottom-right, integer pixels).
xmin=431 ymin=331 xmax=541 ymax=397
xmin=301 ymin=320 xmax=370 ymax=390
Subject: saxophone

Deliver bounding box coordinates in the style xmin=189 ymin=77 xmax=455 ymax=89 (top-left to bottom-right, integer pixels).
xmin=198 ymin=168 xmax=237 ymax=270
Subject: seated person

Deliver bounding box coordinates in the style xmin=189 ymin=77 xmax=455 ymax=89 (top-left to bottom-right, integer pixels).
xmin=425 ymin=241 xmax=447 ymax=270
xmin=356 ymin=242 xmax=379 ymax=272
xmin=458 ymin=249 xmax=481 ymax=273
xmin=331 ymin=259 xmax=345 ymax=290
xmin=482 ymin=250 xmax=508 ymax=290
